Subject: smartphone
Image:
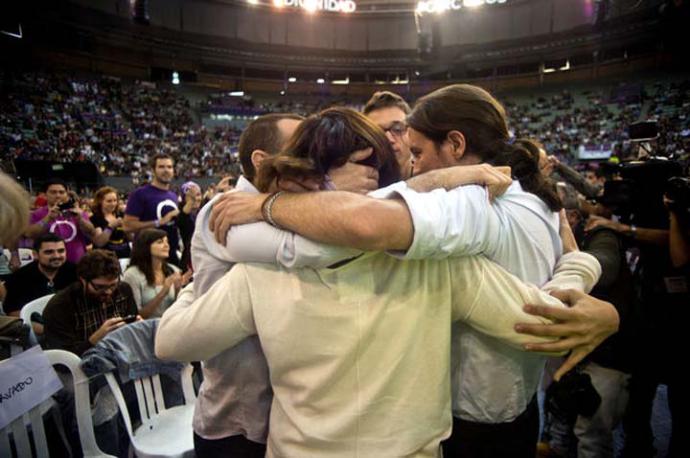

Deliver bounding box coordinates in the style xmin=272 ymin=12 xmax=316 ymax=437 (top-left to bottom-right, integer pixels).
xmin=122 ymin=315 xmax=137 ymax=324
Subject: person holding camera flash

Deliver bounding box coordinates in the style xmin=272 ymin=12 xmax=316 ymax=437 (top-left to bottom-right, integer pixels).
xmin=23 ymin=177 xmax=100 ymax=263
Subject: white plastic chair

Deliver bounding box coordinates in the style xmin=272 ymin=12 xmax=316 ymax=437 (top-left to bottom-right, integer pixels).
xmin=19 ymin=294 xmax=55 ymax=326
xmin=18 ymin=248 xmax=34 ymax=267
xmin=0 ymin=349 xmax=115 ymax=458
xmin=119 ymin=258 xmax=130 ymax=274
xmin=104 ymin=364 xmax=196 ymax=457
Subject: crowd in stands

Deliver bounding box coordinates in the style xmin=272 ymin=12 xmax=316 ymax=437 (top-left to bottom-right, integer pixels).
xmin=0 ymin=72 xmax=243 ymax=181
xmin=2 ymin=71 xmax=689 ymax=182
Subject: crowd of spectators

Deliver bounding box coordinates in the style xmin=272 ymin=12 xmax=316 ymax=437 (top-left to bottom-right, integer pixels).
xmin=0 ymin=72 xmax=243 ymax=181
xmin=504 ymin=80 xmax=690 ymax=165
xmin=2 ymin=71 xmax=689 ymax=182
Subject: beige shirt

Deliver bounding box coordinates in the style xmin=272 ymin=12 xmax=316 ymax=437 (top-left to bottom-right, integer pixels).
xmin=157 ymin=251 xmax=599 ymax=458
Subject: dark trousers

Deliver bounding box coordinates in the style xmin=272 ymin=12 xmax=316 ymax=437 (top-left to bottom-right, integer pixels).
xmin=194 ymin=433 xmax=266 ymax=458
xmin=441 ymin=395 xmax=539 ymax=458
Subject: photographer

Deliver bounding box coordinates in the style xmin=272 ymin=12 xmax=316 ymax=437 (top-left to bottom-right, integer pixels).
xmin=23 ymin=178 xmax=100 ymax=263
xmin=583 ymin=162 xmax=689 ymax=458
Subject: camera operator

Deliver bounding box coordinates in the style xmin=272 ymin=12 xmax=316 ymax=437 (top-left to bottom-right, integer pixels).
xmin=584 ymin=166 xmax=689 ymax=457
xmin=22 ymin=178 xmax=100 ymax=264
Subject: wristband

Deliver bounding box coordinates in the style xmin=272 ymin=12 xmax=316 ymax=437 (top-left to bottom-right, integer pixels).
xmin=629 ymin=225 xmax=637 ymax=238
xmin=261 ymin=191 xmax=285 ymax=229
xmin=154 ymin=219 xmax=161 ymax=228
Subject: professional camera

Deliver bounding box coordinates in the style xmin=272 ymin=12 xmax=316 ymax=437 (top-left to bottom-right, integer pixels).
xmin=597 ymin=159 xmax=684 ymax=228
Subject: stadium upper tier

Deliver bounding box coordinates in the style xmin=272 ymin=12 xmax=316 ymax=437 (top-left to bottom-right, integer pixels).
xmin=8 ymin=0 xmax=666 ymax=81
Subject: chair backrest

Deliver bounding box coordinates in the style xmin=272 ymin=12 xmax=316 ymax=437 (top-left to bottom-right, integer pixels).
xmin=118 ymin=258 xmax=129 ymax=274
xmin=104 ymin=364 xmax=195 ymax=439
xmin=17 ymin=248 xmax=33 ymax=267
xmin=0 ymin=349 xmax=114 ymax=458
xmin=19 ymin=294 xmax=55 ymax=326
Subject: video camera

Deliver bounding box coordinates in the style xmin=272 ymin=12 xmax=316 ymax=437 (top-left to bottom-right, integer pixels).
xmin=597 ymin=159 xmax=685 ymax=228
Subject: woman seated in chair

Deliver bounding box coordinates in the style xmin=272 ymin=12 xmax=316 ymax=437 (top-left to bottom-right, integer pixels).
xmin=123 ymin=229 xmax=191 ymax=319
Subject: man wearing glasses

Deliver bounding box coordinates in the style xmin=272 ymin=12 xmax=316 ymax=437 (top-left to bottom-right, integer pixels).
xmin=363 ymin=91 xmax=413 ymax=179
xmin=43 ymin=249 xmax=139 ymax=356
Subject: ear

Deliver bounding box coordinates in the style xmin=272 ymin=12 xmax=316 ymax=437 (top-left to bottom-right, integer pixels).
xmin=446 ymin=130 xmax=466 ymax=161
xmin=251 ymin=150 xmax=270 ymax=172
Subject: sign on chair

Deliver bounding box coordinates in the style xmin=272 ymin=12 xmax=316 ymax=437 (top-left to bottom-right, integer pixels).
xmin=0 ymin=346 xmax=63 ymax=429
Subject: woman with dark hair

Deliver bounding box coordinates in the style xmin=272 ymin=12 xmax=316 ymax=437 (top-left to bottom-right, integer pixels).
xmin=256 ymin=106 xmax=401 ymax=192
xmin=90 ymin=186 xmax=131 ymax=258
xmin=122 ymin=229 xmax=191 ymax=318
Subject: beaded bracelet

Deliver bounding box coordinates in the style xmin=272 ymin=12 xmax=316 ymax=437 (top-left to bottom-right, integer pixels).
xmin=261 ymin=191 xmax=285 ymax=229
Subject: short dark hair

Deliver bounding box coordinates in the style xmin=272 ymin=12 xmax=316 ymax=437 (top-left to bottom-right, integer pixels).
xmin=239 ymin=113 xmax=304 ymax=182
xmin=363 ymin=91 xmax=411 ymax=116
xmin=150 ymin=153 xmax=174 ymax=170
xmin=44 ymin=178 xmax=67 ymax=192
xmin=76 ymin=249 xmax=121 ymax=281
xmin=33 ymin=233 xmax=64 ymax=251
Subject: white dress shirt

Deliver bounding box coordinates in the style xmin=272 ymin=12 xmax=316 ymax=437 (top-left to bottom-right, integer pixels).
xmin=378 ymin=180 xmax=563 ymax=422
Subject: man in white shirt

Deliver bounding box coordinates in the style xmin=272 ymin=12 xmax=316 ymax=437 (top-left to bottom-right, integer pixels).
xmin=189 ymin=113 xmax=303 ymax=458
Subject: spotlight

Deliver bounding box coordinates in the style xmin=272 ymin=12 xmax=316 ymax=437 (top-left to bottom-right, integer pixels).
xmin=288 ymin=77 xmax=297 ymax=83
xmin=316 ymin=78 xmax=325 ymax=84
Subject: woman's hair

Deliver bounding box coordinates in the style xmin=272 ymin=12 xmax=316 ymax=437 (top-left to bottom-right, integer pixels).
xmin=408 ymin=84 xmax=562 ymax=211
xmin=0 ymin=172 xmax=30 ymax=246
xmin=128 ymin=228 xmax=173 ymax=285
xmin=91 ymin=186 xmax=118 ymax=217
xmin=256 ymin=107 xmax=401 ymax=192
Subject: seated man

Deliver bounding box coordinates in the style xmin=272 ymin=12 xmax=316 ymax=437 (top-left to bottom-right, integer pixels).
xmin=43 ymin=249 xmax=137 ymax=356
xmin=3 ymin=233 xmax=77 ymax=321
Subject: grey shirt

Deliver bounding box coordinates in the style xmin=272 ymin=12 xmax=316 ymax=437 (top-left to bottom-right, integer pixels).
xmin=122 ymin=265 xmax=180 ymax=319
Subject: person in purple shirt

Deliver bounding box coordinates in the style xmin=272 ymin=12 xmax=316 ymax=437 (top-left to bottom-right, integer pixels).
xmin=124 ymin=153 xmax=181 ymax=266
xmin=24 ymin=178 xmax=99 ymax=264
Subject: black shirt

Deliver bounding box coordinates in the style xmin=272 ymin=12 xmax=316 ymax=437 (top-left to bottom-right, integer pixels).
xmin=90 ymin=213 xmax=131 ymax=258
xmin=3 ymin=261 xmax=77 ymax=314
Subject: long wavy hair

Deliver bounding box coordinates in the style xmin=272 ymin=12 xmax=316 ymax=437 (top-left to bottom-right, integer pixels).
xmin=408 ymin=84 xmax=562 ymax=211
xmin=128 ymin=228 xmax=173 ymax=285
xmin=256 ymin=107 xmax=401 ymax=192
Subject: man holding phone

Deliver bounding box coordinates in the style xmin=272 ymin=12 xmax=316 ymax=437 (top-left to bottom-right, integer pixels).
xmin=43 ymin=250 xmax=140 ymax=356
xmin=24 ymin=178 xmax=100 ymax=263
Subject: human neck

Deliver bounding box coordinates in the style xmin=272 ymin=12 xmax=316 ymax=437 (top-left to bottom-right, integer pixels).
xmin=151 ymin=257 xmax=164 ymax=271
xmin=151 ymin=179 xmax=170 ymax=191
